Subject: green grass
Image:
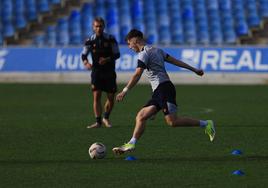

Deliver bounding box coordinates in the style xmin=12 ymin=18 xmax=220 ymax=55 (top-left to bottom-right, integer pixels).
xmin=0 ymin=84 xmax=268 ymax=187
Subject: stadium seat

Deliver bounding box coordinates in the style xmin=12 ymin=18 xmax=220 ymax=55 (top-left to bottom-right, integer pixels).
xmin=33 ymin=33 xmax=45 ymax=46
xmin=259 ymin=0 xmax=268 ymax=18
xmin=1 ymin=0 xmax=13 ymax=23
xmin=45 ymin=25 xmax=56 ymax=46
xmin=56 ymin=17 xmax=69 ymax=45
xmin=1 ymin=0 xmax=268 ymax=46
xmin=184 ymin=21 xmax=197 ymax=44
xmin=49 ymin=0 xmax=61 ymax=5
xmin=235 ymin=22 xmax=249 ymax=36
xmin=218 ymin=0 xmax=231 ymax=11
xmin=224 ymin=30 xmax=237 ymax=44
xmin=245 ymin=0 xmax=260 ymax=27
xmin=81 ymin=3 xmax=93 ymax=41
xmin=69 ymin=10 xmax=82 ymax=45
xmin=131 ymin=0 xmax=144 ymax=31
xmin=94 ymin=0 xmax=106 ymax=18
xmin=169 ymin=0 xmax=184 ymax=44
xmin=25 ymin=0 xmax=38 ymax=21
xmin=1 ymin=0 xmax=15 ymax=37
xmin=37 ymin=0 xmax=50 ymax=13
xmin=106 ymin=0 xmax=120 ymax=41
xmin=0 ymin=23 xmax=3 ymax=45
xmin=2 ymin=23 xmax=15 ymax=38
xmin=119 ymin=0 xmax=132 ymax=44
xmin=14 ymin=0 xmax=27 ymax=29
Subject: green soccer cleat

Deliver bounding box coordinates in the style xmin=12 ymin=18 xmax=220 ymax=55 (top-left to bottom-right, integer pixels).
xmin=205 ymin=120 xmax=216 ymax=142
xmin=112 ymin=143 xmax=135 ymax=155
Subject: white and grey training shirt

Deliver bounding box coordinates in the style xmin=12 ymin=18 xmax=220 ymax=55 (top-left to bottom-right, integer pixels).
xmin=137 ymin=45 xmax=171 ymax=91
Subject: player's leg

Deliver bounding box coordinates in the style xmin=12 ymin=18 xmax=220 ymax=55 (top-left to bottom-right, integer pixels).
xmin=164 ymin=114 xmax=215 ymax=142
xmin=87 ymin=89 xmax=102 ymax=128
xmin=161 ymin=81 xmax=216 ymax=141
xmin=102 ymin=92 xmax=115 ymax=128
xmin=102 ymin=73 xmax=117 ymax=127
xmin=132 ymin=105 xmax=158 ymax=140
xmin=165 ymin=114 xmax=199 ymax=127
xmin=112 ymin=105 xmax=158 ymax=154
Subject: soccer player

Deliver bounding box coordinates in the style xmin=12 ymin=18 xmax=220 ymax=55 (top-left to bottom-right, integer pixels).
xmin=81 ymin=17 xmax=120 ymax=128
xmin=112 ymin=29 xmax=215 ymax=154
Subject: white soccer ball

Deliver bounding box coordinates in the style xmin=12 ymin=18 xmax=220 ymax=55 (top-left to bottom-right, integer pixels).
xmin=88 ymin=142 xmax=106 ymax=159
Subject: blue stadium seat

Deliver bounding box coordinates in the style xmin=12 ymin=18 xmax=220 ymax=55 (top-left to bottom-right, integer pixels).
xmin=159 ymin=26 xmax=171 ymax=44
xmin=207 ymin=0 xmax=219 ymax=10
xmin=3 ymin=22 xmax=15 ymax=37
xmin=81 ymin=3 xmax=93 ymax=41
xmin=25 ymin=0 xmax=38 ymax=21
xmin=169 ymin=0 xmax=183 ymax=44
xmin=146 ymin=28 xmax=158 ymax=44
xmin=33 ymin=33 xmax=45 ymax=46
xmin=2 ymin=0 xmax=268 ymax=46
xmin=56 ymin=17 xmax=69 ymax=45
xmin=37 ymin=0 xmax=50 ymax=13
xmin=224 ymin=29 xmax=236 ymax=44
xmin=1 ymin=0 xmax=15 ymax=37
xmin=0 ymin=23 xmax=3 ymax=45
xmin=69 ymin=10 xmax=82 ymax=45
xmin=209 ymin=19 xmax=223 ymax=44
xmin=197 ymin=20 xmax=209 ymax=45
xmin=183 ymin=21 xmax=196 ymax=44
xmin=45 ymin=25 xmax=56 ymax=46
xmin=106 ymin=1 xmax=120 ymax=41
xmin=49 ymin=0 xmax=61 ymax=5
xmin=14 ymin=0 xmax=27 ymax=29
xmin=245 ymin=0 xmax=260 ymax=27
xmin=218 ymin=0 xmax=231 ymax=11
xmin=235 ymin=22 xmax=249 ymax=36
xmin=119 ymin=0 xmax=132 ymax=44
xmin=94 ymin=0 xmax=105 ymax=18
xmin=143 ymin=0 xmax=158 ymax=44
xmin=131 ymin=0 xmax=144 ymax=31
xmin=1 ymin=0 xmax=13 ymax=23
xmin=259 ymin=0 xmax=268 ymax=18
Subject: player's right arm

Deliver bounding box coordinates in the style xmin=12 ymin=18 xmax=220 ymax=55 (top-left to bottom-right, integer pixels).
xmin=116 ymin=67 xmax=144 ymax=102
xmin=165 ymin=54 xmax=204 ymax=76
xmin=116 ymin=52 xmax=148 ymax=102
xmin=81 ymin=39 xmax=93 ymax=70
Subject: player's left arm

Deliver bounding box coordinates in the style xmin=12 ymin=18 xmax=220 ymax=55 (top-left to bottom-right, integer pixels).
xmin=116 ymin=67 xmax=144 ymax=102
xmin=165 ymin=55 xmax=204 ymax=76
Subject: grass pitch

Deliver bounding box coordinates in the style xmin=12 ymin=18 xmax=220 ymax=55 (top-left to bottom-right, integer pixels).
xmin=0 ymin=84 xmax=268 ymax=187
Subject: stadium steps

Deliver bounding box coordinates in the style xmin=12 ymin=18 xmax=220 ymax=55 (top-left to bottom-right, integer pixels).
xmin=240 ymin=18 xmax=268 ymax=44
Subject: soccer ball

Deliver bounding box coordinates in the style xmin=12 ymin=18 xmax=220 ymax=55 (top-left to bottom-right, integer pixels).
xmin=88 ymin=142 xmax=106 ymax=159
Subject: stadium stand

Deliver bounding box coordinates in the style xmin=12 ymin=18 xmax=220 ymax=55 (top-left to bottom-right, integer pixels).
xmin=0 ymin=0 xmax=268 ymax=46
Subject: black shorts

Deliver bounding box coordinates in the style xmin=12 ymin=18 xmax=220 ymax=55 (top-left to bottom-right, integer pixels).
xmin=144 ymin=81 xmax=177 ymax=115
xmin=91 ymin=71 xmax=117 ymax=93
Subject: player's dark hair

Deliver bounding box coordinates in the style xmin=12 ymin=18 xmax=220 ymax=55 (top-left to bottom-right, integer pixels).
xmin=93 ymin=17 xmax=105 ymax=26
xmin=125 ymin=29 xmax=144 ymax=42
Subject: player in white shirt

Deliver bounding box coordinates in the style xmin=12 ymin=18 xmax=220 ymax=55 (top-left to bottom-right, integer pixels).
xmin=113 ymin=29 xmax=215 ymax=155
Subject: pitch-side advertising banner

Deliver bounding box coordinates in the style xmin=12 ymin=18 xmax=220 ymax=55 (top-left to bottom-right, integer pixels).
xmin=0 ymin=47 xmax=268 ymax=72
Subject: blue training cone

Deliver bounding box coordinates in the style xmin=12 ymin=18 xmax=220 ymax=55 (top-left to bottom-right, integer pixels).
xmin=231 ymin=149 xmax=242 ymax=155
xmin=125 ymin=156 xmax=137 ymax=161
xmin=232 ymin=170 xmax=245 ymax=176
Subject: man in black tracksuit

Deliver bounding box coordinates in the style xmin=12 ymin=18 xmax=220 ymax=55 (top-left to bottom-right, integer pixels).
xmin=81 ymin=17 xmax=120 ymax=128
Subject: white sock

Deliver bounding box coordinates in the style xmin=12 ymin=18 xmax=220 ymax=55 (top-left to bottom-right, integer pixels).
xmin=128 ymin=137 xmax=137 ymax=144
xmin=199 ymin=120 xmax=208 ymax=128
